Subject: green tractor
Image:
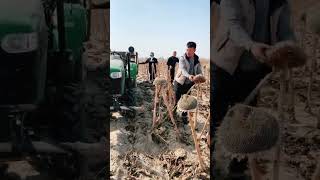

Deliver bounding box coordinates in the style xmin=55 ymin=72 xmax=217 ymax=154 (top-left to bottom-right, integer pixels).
xmin=110 ymin=46 xmax=139 ymax=116
xmin=0 ymin=0 xmax=103 ymax=178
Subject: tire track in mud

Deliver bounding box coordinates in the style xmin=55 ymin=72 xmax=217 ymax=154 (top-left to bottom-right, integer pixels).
xmin=111 ymin=81 xmax=169 ymax=179
xmin=124 ymin=82 xmax=153 ymax=149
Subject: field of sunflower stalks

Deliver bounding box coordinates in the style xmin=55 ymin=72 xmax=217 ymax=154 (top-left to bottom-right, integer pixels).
xmin=111 ymin=60 xmax=210 ymax=179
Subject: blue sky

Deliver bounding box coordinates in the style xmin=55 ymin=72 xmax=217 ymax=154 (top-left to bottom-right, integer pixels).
xmin=110 ymin=0 xmax=210 ymax=59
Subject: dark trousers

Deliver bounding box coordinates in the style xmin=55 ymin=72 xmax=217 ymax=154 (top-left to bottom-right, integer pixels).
xmin=173 ymin=80 xmax=194 ymax=105
xmin=169 ymin=69 xmax=175 ymax=83
xmin=149 ymin=65 xmax=157 ymax=81
xmin=149 ymin=72 xmax=156 ymax=81
xmin=210 ymin=63 xmax=271 ymax=175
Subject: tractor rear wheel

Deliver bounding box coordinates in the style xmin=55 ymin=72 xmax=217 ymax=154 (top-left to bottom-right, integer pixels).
xmin=126 ymin=88 xmax=136 ymax=106
xmin=55 ymin=83 xmax=88 ymax=142
xmin=75 ymin=49 xmax=88 ymax=83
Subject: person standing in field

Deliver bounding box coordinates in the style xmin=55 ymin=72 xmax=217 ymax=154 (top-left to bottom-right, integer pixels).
xmin=174 ymin=42 xmax=202 ymax=122
xmin=140 ymin=52 xmax=158 ymax=82
xmin=167 ymin=51 xmax=179 ymax=83
xmin=211 ymin=0 xmax=295 ymax=178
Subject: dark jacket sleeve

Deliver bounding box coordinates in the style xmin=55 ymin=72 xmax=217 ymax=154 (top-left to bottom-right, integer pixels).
xmin=167 ymin=57 xmax=172 ymax=66
xmin=139 ymin=58 xmax=149 ymax=64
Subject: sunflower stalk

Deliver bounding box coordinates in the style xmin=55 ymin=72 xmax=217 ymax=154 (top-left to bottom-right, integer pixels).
xmin=167 ymin=68 xmax=175 ymax=105
xmin=306 ymin=38 xmax=318 ymax=113
xmin=194 ymin=84 xmax=201 ymax=127
xmin=188 ymin=111 xmax=205 ymax=170
xmin=162 ymin=89 xmax=181 ymax=139
xmin=273 ymin=65 xmax=288 ymax=180
xmin=249 ymin=156 xmax=264 ymax=180
xmin=152 ymin=85 xmax=159 ymax=128
xmin=288 ymin=69 xmax=297 ymax=123
xmin=317 ymin=108 xmax=320 ymax=129
xmin=244 ymin=72 xmax=274 ymax=105
xmin=199 ymin=112 xmax=210 ymax=139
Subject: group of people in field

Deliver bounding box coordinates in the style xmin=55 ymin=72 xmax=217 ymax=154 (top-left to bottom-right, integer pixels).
xmin=139 ymin=51 xmax=179 ymax=83
xmin=140 ymin=41 xmax=203 ymax=122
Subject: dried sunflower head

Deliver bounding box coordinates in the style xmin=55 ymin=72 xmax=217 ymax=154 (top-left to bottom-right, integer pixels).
xmin=266 ymin=41 xmax=307 ymax=68
xmin=217 ymin=104 xmax=279 ymax=155
xmin=177 ymin=95 xmax=197 ymax=111
xmin=153 ymin=77 xmax=167 ymax=87
xmin=193 ymin=75 xmax=206 ymax=84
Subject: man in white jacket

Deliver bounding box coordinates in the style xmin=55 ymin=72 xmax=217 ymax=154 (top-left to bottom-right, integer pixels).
xmin=174 ymin=42 xmax=202 ymax=122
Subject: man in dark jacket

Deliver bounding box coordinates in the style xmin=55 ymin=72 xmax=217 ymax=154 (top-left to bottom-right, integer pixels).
xmin=211 ymin=0 xmax=295 ymax=178
xmin=167 ymin=51 xmax=179 ymax=83
xmin=140 ymin=52 xmax=158 ymax=82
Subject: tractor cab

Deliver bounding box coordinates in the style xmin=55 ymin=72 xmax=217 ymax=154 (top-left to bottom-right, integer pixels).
xmin=0 ymin=0 xmax=48 ymax=105
xmin=0 ymin=0 xmax=94 ymax=178
xmin=110 ymin=46 xmax=139 ymax=117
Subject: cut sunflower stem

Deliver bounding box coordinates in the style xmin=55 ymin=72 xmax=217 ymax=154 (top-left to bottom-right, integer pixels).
xmin=288 ymin=68 xmax=298 ymax=123
xmin=194 ymin=84 xmax=201 ymax=128
xmin=152 ymin=85 xmax=159 ymax=128
xmin=167 ymin=69 xmax=176 ymax=106
xmin=306 ymin=37 xmax=318 ymax=113
xmin=249 ymin=156 xmax=263 ymax=180
xmin=199 ymin=112 xmax=210 ymax=139
xmin=157 ymin=96 xmax=162 ymax=123
xmin=244 ymin=72 xmax=274 ymax=105
xmin=300 ymin=13 xmax=309 ymax=75
xmin=162 ymin=90 xmax=181 ymax=139
xmin=188 ymin=111 xmax=205 ymax=170
xmin=317 ymin=108 xmax=320 ymax=129
xmin=273 ymin=65 xmax=288 ymax=180
xmin=152 ymin=132 xmax=169 ymax=145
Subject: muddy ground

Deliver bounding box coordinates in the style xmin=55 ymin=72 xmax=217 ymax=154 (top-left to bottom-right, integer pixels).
xmin=110 ymin=62 xmax=210 ymax=179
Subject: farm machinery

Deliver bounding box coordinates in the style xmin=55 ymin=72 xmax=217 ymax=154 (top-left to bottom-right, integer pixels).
xmin=110 ymin=46 xmax=139 ymax=117
xmin=0 ymin=0 xmax=108 ymax=179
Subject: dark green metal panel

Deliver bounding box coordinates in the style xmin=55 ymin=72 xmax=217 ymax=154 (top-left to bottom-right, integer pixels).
xmin=0 ymin=0 xmax=42 ymax=39
xmin=52 ymin=3 xmax=88 ymax=60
